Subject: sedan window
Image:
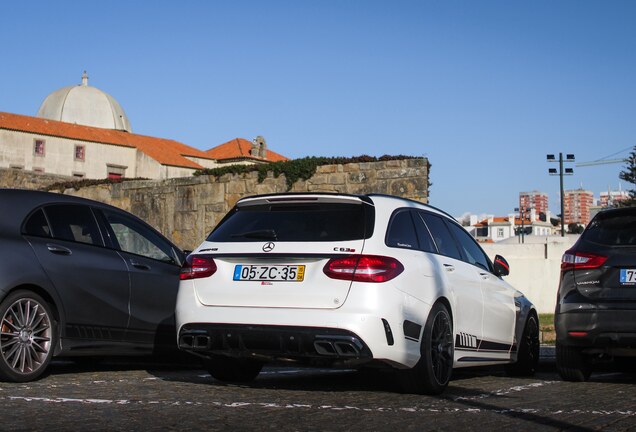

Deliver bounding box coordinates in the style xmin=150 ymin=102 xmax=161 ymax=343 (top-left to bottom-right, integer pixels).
xmin=23 ymin=209 xmax=52 ymax=238
xmin=44 ymin=205 xmax=103 ymax=246
xmin=100 ymin=209 xmax=177 ymax=264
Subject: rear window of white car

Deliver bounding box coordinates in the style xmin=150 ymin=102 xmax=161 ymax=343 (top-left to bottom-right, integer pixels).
xmin=207 ymin=202 xmax=374 ymax=242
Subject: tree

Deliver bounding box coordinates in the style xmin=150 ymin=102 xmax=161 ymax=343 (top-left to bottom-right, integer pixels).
xmin=567 ymin=223 xmax=584 ymax=234
xmin=619 ymin=146 xmax=636 ymax=207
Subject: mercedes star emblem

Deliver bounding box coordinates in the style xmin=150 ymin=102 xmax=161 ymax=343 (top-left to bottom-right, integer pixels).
xmin=262 ymin=242 xmax=275 ymax=252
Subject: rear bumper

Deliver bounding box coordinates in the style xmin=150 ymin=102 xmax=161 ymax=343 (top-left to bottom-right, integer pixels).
xmin=556 ymin=307 xmax=636 ymax=355
xmin=178 ymin=324 xmax=373 ymax=364
xmin=175 ymin=281 xmax=433 ymax=369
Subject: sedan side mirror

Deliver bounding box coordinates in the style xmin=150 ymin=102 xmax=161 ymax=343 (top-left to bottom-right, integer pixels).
xmin=493 ymin=254 xmax=510 ymax=277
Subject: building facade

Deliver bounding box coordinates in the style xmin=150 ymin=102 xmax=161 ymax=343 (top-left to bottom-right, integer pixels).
xmin=564 ymin=188 xmax=594 ymax=226
xmin=519 ymin=191 xmax=549 ymax=218
xmin=0 ymin=73 xmax=287 ymax=180
xmin=599 ymin=188 xmax=630 ymax=207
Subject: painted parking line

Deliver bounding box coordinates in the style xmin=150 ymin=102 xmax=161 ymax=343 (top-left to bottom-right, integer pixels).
xmin=4 ymin=395 xmax=636 ymax=418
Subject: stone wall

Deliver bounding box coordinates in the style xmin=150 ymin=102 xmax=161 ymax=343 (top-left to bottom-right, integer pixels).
xmin=1 ymin=158 xmax=429 ymax=250
xmin=0 ymin=167 xmax=71 ymax=190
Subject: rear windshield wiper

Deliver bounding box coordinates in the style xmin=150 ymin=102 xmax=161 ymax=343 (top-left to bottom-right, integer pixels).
xmin=230 ymin=229 xmax=278 ymax=240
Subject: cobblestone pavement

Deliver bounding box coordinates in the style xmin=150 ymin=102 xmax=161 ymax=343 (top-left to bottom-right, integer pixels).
xmin=1 ymin=349 xmax=634 ymax=432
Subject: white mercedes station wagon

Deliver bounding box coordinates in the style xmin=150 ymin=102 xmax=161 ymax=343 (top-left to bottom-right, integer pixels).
xmin=176 ymin=193 xmax=539 ymax=394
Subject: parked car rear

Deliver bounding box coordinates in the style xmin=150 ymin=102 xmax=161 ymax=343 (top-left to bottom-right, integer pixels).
xmin=176 ymin=193 xmax=539 ymax=394
xmin=555 ymin=206 xmax=636 ymax=381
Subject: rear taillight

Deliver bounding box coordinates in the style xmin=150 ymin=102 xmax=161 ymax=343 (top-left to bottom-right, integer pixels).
xmin=180 ymin=254 xmax=217 ymax=280
xmin=561 ymin=249 xmax=608 ymax=271
xmin=323 ymin=255 xmax=404 ymax=283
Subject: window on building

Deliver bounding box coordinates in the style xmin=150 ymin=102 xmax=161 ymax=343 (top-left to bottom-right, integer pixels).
xmin=75 ymin=145 xmax=85 ymax=161
xmin=73 ymin=172 xmax=85 ymax=178
xmin=34 ymin=139 xmax=45 ymax=156
xmin=497 ymin=228 xmax=504 ymax=238
xmin=106 ymin=164 xmax=127 ymax=179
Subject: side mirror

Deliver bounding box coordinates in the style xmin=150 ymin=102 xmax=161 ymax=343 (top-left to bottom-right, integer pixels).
xmin=493 ymin=254 xmax=510 ymax=277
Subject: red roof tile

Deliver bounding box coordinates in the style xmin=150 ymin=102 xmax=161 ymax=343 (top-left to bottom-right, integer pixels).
xmin=0 ymin=111 xmax=214 ymax=169
xmin=206 ymin=138 xmax=288 ymax=162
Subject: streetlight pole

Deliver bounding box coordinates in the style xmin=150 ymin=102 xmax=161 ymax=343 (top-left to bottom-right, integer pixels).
xmin=547 ymin=152 xmax=575 ymax=237
xmin=514 ymin=206 xmax=531 ymax=243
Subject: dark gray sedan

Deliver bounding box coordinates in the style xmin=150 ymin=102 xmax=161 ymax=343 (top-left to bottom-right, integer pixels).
xmin=0 ymin=189 xmax=185 ymax=382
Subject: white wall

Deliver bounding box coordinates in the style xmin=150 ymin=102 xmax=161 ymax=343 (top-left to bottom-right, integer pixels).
xmin=1 ymin=129 xmax=139 ymax=178
xmin=481 ymin=236 xmax=578 ymax=313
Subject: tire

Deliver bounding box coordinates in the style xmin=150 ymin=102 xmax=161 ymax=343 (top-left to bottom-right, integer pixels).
xmin=505 ymin=314 xmax=540 ymax=376
xmin=0 ymin=290 xmax=56 ymax=382
xmin=205 ymin=356 xmax=263 ymax=382
xmin=397 ymin=302 xmax=454 ymax=395
xmin=556 ymin=343 xmax=592 ymax=382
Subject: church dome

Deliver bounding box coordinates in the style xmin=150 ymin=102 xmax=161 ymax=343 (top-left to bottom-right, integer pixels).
xmin=36 ymin=72 xmax=131 ymax=132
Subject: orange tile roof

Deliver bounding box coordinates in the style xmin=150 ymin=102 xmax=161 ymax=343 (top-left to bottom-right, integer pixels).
xmin=0 ymin=111 xmax=214 ymax=169
xmin=206 ymin=138 xmax=288 ymax=162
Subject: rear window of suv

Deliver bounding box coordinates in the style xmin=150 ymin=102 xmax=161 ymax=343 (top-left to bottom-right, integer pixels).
xmin=583 ymin=210 xmax=636 ymax=246
xmin=207 ymin=202 xmax=374 ymax=242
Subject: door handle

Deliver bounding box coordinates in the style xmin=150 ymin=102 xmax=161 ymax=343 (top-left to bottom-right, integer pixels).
xmin=130 ymin=260 xmax=151 ymax=271
xmin=46 ymin=243 xmax=72 ymax=255
xmin=479 ymin=272 xmax=489 ymax=280
xmin=443 ymin=264 xmax=455 ymax=272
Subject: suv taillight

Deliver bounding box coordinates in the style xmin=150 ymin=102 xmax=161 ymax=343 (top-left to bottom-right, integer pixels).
xmin=180 ymin=255 xmax=217 ymax=280
xmin=323 ymin=255 xmax=404 ymax=283
xmin=561 ymin=249 xmax=607 ymax=271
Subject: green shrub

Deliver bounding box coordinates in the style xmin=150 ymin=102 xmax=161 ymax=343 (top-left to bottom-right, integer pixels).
xmin=195 ymin=155 xmax=420 ymax=190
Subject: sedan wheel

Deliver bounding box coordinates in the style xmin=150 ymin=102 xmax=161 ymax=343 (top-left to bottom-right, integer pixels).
xmin=0 ymin=291 xmax=55 ymax=382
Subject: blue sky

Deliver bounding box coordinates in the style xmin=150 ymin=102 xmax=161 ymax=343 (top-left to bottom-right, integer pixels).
xmin=2 ymin=1 xmax=635 ymax=217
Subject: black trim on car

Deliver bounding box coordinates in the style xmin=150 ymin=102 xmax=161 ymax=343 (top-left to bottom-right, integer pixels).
xmin=178 ymin=324 xmax=374 ymax=363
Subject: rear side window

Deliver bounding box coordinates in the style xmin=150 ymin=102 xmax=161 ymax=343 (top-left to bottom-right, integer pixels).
xmin=413 ymin=211 xmax=438 ymax=253
xmin=583 ymin=211 xmax=636 ymax=245
xmin=208 ymin=203 xmax=373 ymax=242
xmin=43 ymin=204 xmax=103 ymax=246
xmin=386 ymin=210 xmax=419 ymax=249
xmin=23 ymin=209 xmax=52 ymax=238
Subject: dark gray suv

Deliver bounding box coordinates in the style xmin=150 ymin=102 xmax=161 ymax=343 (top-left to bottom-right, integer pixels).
xmin=0 ymin=189 xmax=185 ymax=382
xmin=555 ymin=206 xmax=636 ymax=381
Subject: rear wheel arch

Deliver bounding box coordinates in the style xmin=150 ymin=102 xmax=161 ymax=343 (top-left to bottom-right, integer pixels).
xmin=2 ymin=284 xmax=62 ymax=354
xmin=2 ymin=284 xmax=61 ymax=329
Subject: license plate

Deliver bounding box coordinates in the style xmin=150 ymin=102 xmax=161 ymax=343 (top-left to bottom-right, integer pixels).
xmin=620 ymin=269 xmax=636 ymax=285
xmin=233 ymin=265 xmax=305 ymax=282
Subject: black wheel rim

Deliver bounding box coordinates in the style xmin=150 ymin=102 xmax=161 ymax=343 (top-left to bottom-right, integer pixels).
xmin=430 ymin=310 xmax=453 ymax=385
xmin=0 ymin=298 xmax=52 ymax=375
xmin=524 ymin=317 xmax=540 ymax=364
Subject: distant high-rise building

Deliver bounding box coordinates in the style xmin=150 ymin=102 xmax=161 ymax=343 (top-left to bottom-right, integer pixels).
xmin=564 ymin=189 xmax=594 ymax=226
xmin=599 ymin=188 xmax=630 ymax=207
xmin=519 ymin=191 xmax=549 ymax=218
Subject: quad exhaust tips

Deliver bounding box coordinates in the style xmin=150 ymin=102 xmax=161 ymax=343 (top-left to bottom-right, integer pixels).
xmin=313 ymin=335 xmax=364 ymax=357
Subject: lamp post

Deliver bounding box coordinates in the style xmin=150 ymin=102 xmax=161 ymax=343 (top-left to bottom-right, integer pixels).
xmin=514 ymin=207 xmax=531 ymax=243
xmin=547 ymin=153 xmax=575 ymax=237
